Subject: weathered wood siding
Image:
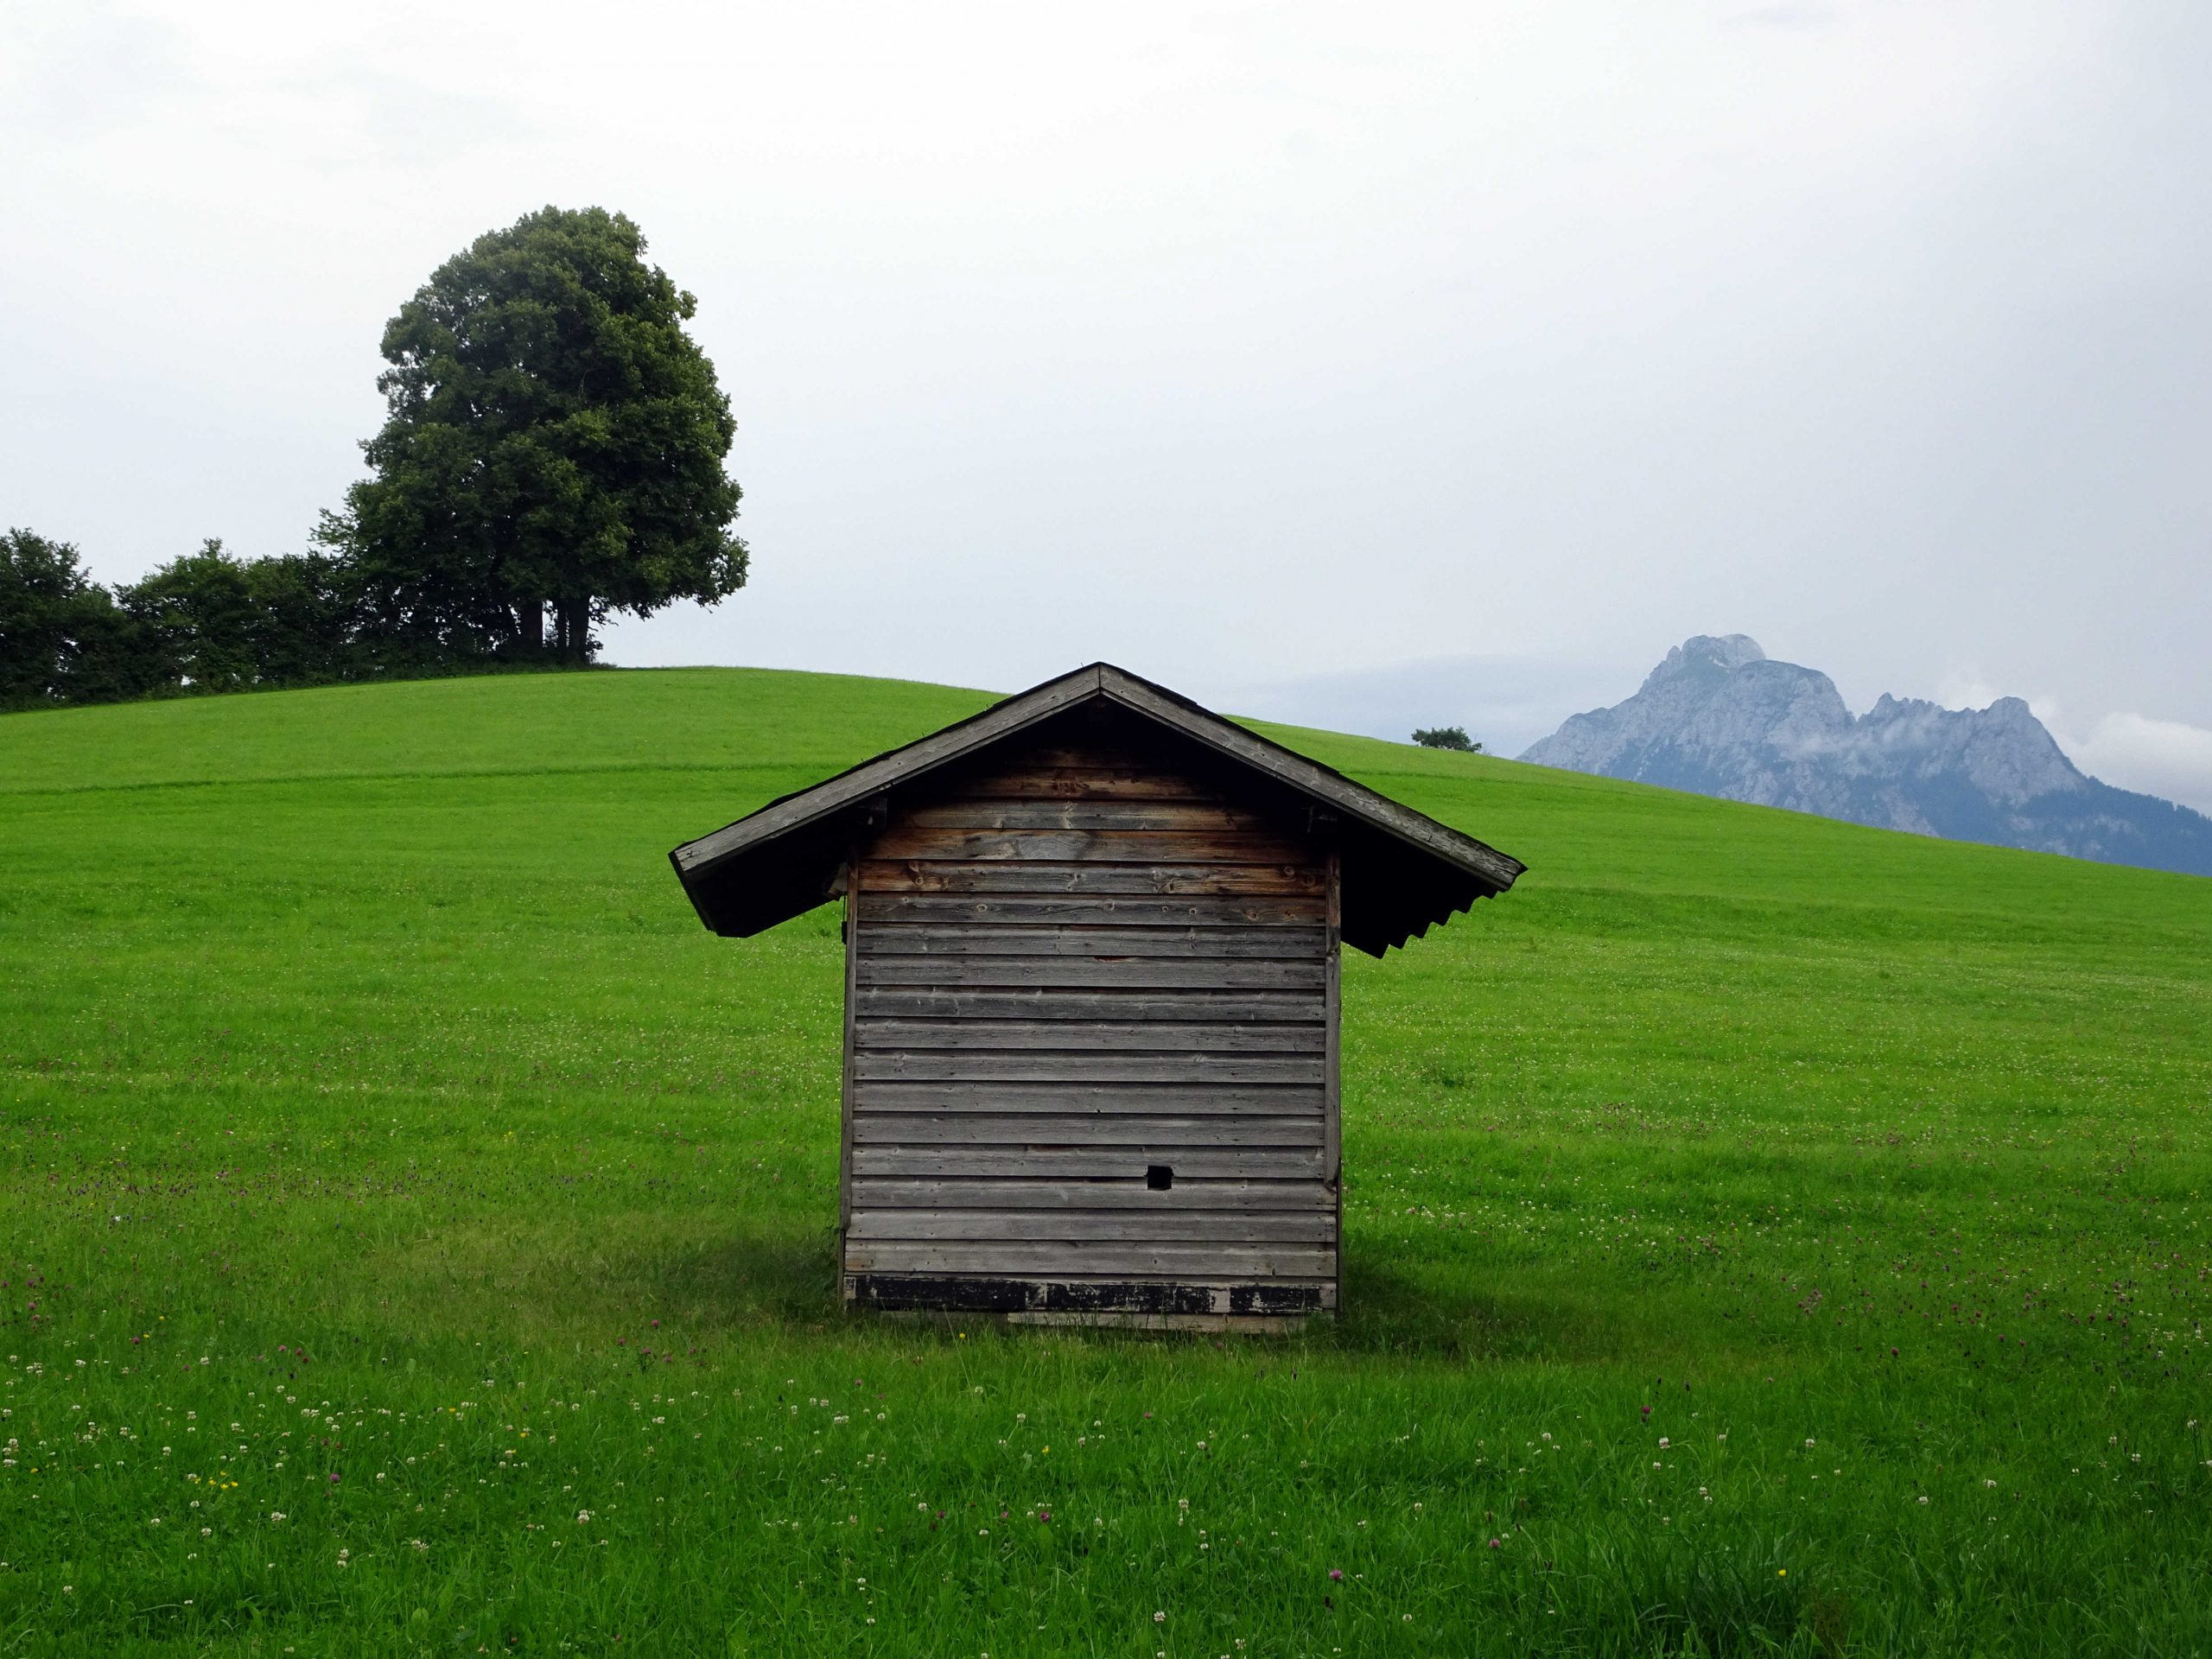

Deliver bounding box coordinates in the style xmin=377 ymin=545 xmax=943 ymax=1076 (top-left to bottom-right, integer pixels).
xmin=842 ymin=736 xmax=1339 ymax=1315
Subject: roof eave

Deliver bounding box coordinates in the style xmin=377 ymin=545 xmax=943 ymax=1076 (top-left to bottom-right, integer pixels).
xmin=1091 ymin=665 xmax=1526 ymax=895
xmin=670 ymin=660 xmax=1528 ymax=938
xmin=670 ymin=664 xmax=1107 ymax=885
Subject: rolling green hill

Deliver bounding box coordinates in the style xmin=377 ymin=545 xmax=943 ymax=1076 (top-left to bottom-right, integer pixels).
xmin=4 ymin=667 xmax=2209 ymax=1655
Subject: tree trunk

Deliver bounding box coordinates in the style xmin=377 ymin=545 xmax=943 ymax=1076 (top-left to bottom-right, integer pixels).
xmin=517 ymin=601 xmax=543 ymax=652
xmin=558 ymin=597 xmax=589 ymax=665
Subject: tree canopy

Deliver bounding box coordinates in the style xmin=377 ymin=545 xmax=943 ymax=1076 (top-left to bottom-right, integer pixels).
xmin=119 ymin=540 xmax=360 ymax=694
xmin=1412 ymin=725 xmax=1480 ymax=752
xmin=0 ymin=530 xmax=154 ymax=710
xmin=332 ymin=206 xmax=747 ymax=664
xmin=4 ymin=207 xmax=748 ymax=713
xmin=2 ymin=528 xmax=370 ymax=710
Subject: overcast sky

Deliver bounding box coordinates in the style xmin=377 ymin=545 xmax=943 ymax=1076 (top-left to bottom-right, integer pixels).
xmin=6 ymin=3 xmax=2209 ymax=806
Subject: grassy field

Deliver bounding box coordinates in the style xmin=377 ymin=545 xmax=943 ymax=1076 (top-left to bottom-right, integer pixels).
xmin=3 ymin=666 xmax=2209 ymax=1656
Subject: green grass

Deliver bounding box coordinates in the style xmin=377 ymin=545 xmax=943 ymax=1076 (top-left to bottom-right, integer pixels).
xmin=3 ymin=665 xmax=2209 ymax=1656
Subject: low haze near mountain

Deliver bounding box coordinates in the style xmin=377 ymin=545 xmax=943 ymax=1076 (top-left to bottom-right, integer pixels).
xmin=3 ymin=3 xmax=2209 ymax=810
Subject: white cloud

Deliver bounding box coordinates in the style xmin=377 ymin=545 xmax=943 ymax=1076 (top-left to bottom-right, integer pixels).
xmin=1933 ymin=671 xmax=2006 ymax=713
xmin=3 ymin=0 xmax=2209 ymax=737
xmin=2062 ymin=712 xmax=2212 ymax=817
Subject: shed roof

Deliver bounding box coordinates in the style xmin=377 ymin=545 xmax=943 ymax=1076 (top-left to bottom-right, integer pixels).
xmin=670 ymin=663 xmax=1525 ymax=956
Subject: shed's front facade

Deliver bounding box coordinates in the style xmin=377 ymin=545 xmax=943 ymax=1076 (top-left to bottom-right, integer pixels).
xmin=671 ymin=664 xmax=1522 ymax=1327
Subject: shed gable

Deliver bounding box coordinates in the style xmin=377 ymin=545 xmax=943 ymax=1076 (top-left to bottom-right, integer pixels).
xmin=671 ymin=663 xmax=1524 ymax=956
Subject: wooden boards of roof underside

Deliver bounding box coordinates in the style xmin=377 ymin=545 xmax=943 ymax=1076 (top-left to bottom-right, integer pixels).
xmin=858 ymin=894 xmax=1323 ymax=927
xmin=864 ymin=830 xmax=1313 ymax=868
xmin=858 ymin=924 xmax=1326 ymax=960
xmin=859 ymin=860 xmax=1324 ymax=897
xmin=843 ymin=1241 xmax=1337 ymax=1276
xmin=938 ymin=763 xmax=1220 ymax=800
xmin=897 ymin=800 xmax=1281 ymax=832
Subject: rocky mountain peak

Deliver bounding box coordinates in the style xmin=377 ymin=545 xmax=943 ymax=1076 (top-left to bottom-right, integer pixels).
xmin=1644 ymin=633 xmax=1767 ymax=690
xmin=1519 ymin=638 xmax=2212 ymax=877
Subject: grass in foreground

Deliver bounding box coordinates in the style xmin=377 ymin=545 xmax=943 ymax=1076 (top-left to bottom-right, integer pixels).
xmin=2 ymin=667 xmax=2209 ymax=1656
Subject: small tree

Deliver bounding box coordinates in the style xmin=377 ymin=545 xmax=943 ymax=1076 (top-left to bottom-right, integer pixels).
xmin=0 ymin=529 xmax=156 ymax=709
xmin=1412 ymin=725 xmax=1481 ymax=753
xmin=237 ymin=550 xmax=362 ymax=686
xmin=120 ymin=540 xmax=261 ymax=693
xmin=331 ymin=205 xmax=747 ymax=665
xmin=122 ymin=540 xmax=362 ymax=693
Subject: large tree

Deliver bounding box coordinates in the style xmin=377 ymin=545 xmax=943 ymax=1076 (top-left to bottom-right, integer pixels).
xmin=334 ymin=207 xmax=747 ymax=664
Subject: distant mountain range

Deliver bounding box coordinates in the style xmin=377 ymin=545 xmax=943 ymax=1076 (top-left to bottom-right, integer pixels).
xmin=1520 ymin=635 xmax=2212 ymax=877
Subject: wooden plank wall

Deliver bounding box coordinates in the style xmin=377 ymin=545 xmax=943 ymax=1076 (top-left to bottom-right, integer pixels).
xmin=842 ymin=736 xmax=1338 ymax=1308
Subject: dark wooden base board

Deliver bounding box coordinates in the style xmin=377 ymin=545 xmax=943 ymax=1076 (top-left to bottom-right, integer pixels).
xmin=1014 ymin=1311 xmax=1315 ymax=1333
xmin=843 ymin=1272 xmax=1333 ymax=1322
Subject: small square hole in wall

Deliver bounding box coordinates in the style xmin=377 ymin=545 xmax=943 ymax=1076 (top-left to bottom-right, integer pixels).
xmin=1146 ymin=1165 xmax=1173 ymax=1191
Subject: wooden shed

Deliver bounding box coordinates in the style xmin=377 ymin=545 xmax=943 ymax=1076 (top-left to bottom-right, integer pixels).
xmin=669 ymin=664 xmax=1523 ymax=1327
